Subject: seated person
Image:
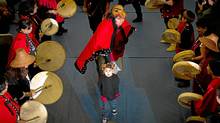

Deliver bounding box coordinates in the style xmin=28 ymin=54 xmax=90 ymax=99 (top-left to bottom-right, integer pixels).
xmin=194 ymin=60 xmax=220 ymax=119
xmin=0 ymin=76 xmax=20 ymax=123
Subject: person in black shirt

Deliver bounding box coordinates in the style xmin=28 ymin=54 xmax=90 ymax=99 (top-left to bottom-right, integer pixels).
xmin=98 ymin=62 xmax=120 ymax=123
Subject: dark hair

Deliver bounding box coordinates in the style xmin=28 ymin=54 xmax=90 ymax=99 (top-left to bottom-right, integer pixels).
xmin=101 ymin=62 xmax=115 ymax=72
xmin=4 ymin=67 xmax=29 ymax=85
xmin=196 ymin=18 xmax=208 ymax=28
xmin=17 ymin=19 xmax=32 ymax=31
xmin=18 ymin=0 xmax=36 ymax=16
xmin=209 ymin=60 xmax=220 ymax=76
xmin=185 ymin=10 xmax=196 ymax=23
xmin=0 ymin=76 xmax=6 ymax=92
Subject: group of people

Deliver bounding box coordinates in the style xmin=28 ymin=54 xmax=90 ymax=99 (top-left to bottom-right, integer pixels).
xmin=1 ymin=0 xmax=220 ymax=123
xmin=159 ymin=0 xmax=220 ymax=122
xmin=0 ymin=0 xmax=69 ymax=122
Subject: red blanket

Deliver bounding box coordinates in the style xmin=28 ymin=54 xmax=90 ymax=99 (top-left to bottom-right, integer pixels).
xmin=75 ymin=18 xmax=134 ymax=74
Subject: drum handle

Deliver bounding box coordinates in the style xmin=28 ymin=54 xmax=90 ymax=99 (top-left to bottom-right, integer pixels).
xmin=39 ymin=22 xmax=53 ymax=41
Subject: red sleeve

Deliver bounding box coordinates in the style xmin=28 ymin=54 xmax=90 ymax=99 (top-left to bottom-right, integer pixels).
xmin=0 ymin=93 xmax=19 ymax=123
xmin=194 ymin=78 xmax=220 ymax=115
xmin=194 ymin=87 xmax=215 ymax=115
xmin=111 ymin=19 xmax=134 ymax=61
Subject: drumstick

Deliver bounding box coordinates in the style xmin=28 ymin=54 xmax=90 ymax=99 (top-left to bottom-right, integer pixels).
xmin=34 ymin=84 xmax=52 ymax=94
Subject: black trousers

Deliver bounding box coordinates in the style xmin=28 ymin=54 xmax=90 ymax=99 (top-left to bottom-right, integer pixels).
xmin=119 ymin=0 xmax=142 ymax=18
xmin=88 ymin=11 xmax=104 ymax=33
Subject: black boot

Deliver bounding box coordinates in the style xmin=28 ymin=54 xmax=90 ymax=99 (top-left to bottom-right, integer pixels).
xmin=132 ymin=1 xmax=143 ymax=23
xmin=132 ymin=17 xmax=143 ymax=23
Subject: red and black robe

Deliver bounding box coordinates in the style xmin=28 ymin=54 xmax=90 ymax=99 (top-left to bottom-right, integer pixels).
xmin=75 ymin=18 xmax=134 ymax=74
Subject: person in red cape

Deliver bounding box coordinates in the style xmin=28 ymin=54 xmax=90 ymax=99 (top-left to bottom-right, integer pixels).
xmin=7 ymin=19 xmax=39 ymax=67
xmin=18 ymin=0 xmax=41 ymax=40
xmin=75 ymin=4 xmax=135 ymax=74
xmin=0 ymin=76 xmax=20 ymax=123
xmin=37 ymin=0 xmax=67 ymax=35
xmin=194 ymin=60 xmax=220 ymax=117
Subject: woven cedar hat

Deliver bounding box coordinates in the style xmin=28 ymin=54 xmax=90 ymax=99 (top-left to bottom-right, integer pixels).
xmin=200 ymin=33 xmax=219 ymax=52
xmin=111 ymin=4 xmax=126 ymax=18
xmin=173 ymin=50 xmax=195 ymax=62
xmin=177 ymin=92 xmax=202 ymax=109
xmin=10 ymin=48 xmax=35 ymax=68
xmin=172 ymin=61 xmax=201 ymax=80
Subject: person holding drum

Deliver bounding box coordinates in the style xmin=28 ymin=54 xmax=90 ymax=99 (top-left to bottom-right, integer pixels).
xmin=38 ymin=0 xmax=67 ymax=35
xmin=7 ymin=19 xmax=40 ymax=77
xmin=176 ymin=9 xmax=195 ymax=53
xmin=7 ymin=19 xmax=39 ymax=66
xmin=0 ymin=75 xmax=20 ymax=123
xmin=160 ymin=0 xmax=183 ymax=28
xmin=193 ymin=60 xmax=220 ymax=122
xmin=75 ymin=5 xmax=135 ymax=74
xmin=5 ymin=48 xmax=36 ymax=105
xmin=18 ymin=0 xmax=41 ymax=40
xmin=160 ymin=0 xmax=184 ymax=51
xmin=191 ymin=18 xmax=208 ymax=63
xmin=191 ymin=18 xmax=210 ymax=94
xmin=192 ymin=32 xmax=220 ymax=93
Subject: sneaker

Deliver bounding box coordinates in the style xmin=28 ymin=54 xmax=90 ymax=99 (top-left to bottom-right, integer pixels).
xmin=102 ymin=118 xmax=107 ymax=123
xmin=55 ymin=31 xmax=63 ymax=36
xmin=112 ymin=109 xmax=118 ymax=116
xmin=132 ymin=17 xmax=143 ymax=23
xmin=60 ymin=27 xmax=68 ymax=33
